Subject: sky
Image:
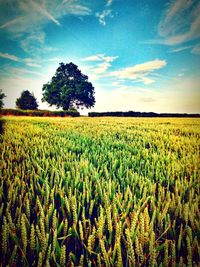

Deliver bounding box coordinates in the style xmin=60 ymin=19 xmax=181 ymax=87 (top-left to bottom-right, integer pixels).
xmin=0 ymin=0 xmax=200 ymax=114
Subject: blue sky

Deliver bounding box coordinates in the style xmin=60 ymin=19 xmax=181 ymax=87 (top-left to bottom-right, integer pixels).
xmin=0 ymin=0 xmax=200 ymax=114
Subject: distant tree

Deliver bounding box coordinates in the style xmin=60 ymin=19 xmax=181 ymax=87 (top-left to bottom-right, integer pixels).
xmin=0 ymin=89 xmax=6 ymax=109
xmin=0 ymin=90 xmax=6 ymax=134
xmin=42 ymin=62 xmax=95 ymax=110
xmin=16 ymin=90 xmax=38 ymax=110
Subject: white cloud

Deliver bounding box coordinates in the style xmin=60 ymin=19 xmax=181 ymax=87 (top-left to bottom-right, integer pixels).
xmin=103 ymin=55 xmax=118 ymax=63
xmin=0 ymin=52 xmax=20 ymax=61
xmin=96 ymin=9 xmax=113 ymax=26
xmin=2 ymin=64 xmax=199 ymax=114
xmin=82 ymin=54 xmax=118 ymax=63
xmin=94 ymin=62 xmax=111 ymax=74
xmin=141 ymin=76 xmax=155 ymax=85
xmin=106 ymin=0 xmax=113 ymax=7
xmin=81 ymin=54 xmax=103 ymax=62
xmin=81 ymin=57 xmax=166 ymax=85
xmin=154 ymin=0 xmax=200 ymax=46
xmin=81 ymin=54 xmax=118 ymax=79
xmin=109 ymin=59 xmax=166 ymax=84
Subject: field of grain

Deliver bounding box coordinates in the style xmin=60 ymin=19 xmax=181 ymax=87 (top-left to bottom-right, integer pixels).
xmin=0 ymin=117 xmax=199 ymax=266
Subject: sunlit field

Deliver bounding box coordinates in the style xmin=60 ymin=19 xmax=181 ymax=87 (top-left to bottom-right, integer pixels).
xmin=1 ymin=116 xmax=199 ymax=266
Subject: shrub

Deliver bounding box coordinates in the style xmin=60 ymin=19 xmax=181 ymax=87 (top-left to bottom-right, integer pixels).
xmin=0 ymin=108 xmax=80 ymax=117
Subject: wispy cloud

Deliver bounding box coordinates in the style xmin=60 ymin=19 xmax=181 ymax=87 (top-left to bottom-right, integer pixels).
xmin=82 ymin=54 xmax=118 ymax=63
xmin=24 ymin=58 xmax=42 ymax=68
xmin=94 ymin=62 xmax=111 ymax=74
xmin=81 ymin=55 xmax=103 ymax=62
xmin=81 ymin=54 xmax=118 ymax=78
xmin=25 ymin=62 xmax=42 ymax=68
xmin=0 ymin=51 xmax=42 ymax=68
xmin=82 ymin=55 xmax=166 ymax=85
xmin=64 ymin=4 xmax=91 ymax=15
xmin=106 ymin=0 xmax=113 ymax=7
xmin=29 ymin=0 xmax=61 ymax=26
xmin=0 ymin=0 xmax=91 ymax=53
xmin=8 ymin=67 xmax=46 ymax=78
xmin=162 ymin=14 xmax=200 ymax=45
xmin=20 ymin=30 xmax=45 ymax=53
xmin=0 ymin=52 xmax=20 ymax=61
xmin=96 ymin=9 xmax=113 ymax=26
xmin=191 ymin=43 xmax=200 ymax=55
xmin=169 ymin=45 xmax=193 ymax=53
xmin=158 ymin=0 xmax=193 ymax=38
xmin=0 ymin=16 xmax=27 ymax=29
xmin=0 ymin=0 xmax=91 ymax=32
xmin=109 ymin=59 xmax=167 ymax=84
xmin=150 ymin=0 xmax=200 ymax=47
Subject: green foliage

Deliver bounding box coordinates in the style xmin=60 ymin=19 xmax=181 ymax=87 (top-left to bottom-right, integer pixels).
xmin=1 ymin=108 xmax=80 ymax=117
xmin=42 ymin=62 xmax=95 ymax=110
xmin=0 ymin=89 xmax=6 ymax=109
xmin=0 ymin=117 xmax=200 ymax=266
xmin=16 ymin=90 xmax=38 ymax=110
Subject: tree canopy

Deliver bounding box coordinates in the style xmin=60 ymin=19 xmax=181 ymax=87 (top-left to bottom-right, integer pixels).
xmin=16 ymin=90 xmax=38 ymax=110
xmin=0 ymin=90 xmax=6 ymax=109
xmin=42 ymin=62 xmax=95 ymax=110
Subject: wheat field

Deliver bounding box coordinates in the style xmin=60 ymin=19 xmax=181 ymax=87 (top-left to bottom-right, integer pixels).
xmin=0 ymin=117 xmax=199 ymax=266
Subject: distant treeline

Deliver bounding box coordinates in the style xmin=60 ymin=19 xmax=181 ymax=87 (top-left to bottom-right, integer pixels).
xmin=1 ymin=108 xmax=80 ymax=117
xmin=88 ymin=111 xmax=200 ymax=118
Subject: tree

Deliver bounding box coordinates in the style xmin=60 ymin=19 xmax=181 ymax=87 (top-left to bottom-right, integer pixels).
xmin=42 ymin=62 xmax=95 ymax=110
xmin=0 ymin=90 xmax=6 ymax=109
xmin=16 ymin=90 xmax=38 ymax=110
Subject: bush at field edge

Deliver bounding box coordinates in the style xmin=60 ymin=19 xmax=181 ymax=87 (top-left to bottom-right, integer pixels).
xmin=1 ymin=108 xmax=80 ymax=117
